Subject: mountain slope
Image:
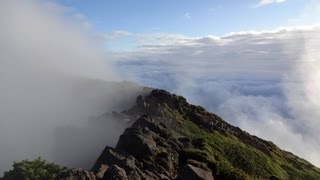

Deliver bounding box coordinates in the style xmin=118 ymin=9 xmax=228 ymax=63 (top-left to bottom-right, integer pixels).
xmin=58 ymin=89 xmax=320 ymax=180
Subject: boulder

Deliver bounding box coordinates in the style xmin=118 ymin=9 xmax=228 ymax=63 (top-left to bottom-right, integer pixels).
xmin=178 ymin=164 xmax=214 ymax=180
xmin=116 ymin=127 xmax=157 ymax=159
xmin=91 ymin=146 xmax=141 ymax=180
xmin=132 ymin=115 xmax=169 ymax=138
xmin=92 ymin=147 xmax=135 ymax=171
xmin=103 ymin=165 xmax=128 ymax=180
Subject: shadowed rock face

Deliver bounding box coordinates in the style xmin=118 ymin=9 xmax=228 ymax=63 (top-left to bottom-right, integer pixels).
xmin=103 ymin=165 xmax=128 ymax=180
xmin=178 ymin=164 xmax=214 ymax=180
xmin=56 ymin=89 xmax=320 ymax=180
xmin=56 ymin=168 xmax=96 ymax=180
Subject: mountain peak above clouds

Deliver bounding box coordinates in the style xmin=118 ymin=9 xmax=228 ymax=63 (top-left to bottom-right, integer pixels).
xmin=57 ymin=88 xmax=320 ymax=180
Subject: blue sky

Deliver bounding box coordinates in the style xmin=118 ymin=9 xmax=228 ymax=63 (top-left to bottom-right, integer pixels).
xmin=57 ymin=0 xmax=310 ymax=36
xmin=54 ymin=0 xmax=319 ymax=51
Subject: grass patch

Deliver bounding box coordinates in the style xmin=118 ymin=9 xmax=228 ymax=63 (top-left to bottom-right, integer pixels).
xmin=177 ymin=120 xmax=320 ymax=180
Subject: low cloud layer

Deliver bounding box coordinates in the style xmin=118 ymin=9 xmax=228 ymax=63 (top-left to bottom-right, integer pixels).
xmin=114 ymin=26 xmax=320 ymax=166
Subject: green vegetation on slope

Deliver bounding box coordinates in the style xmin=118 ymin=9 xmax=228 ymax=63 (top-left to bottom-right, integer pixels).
xmin=1 ymin=157 xmax=65 ymax=180
xmin=127 ymin=89 xmax=320 ymax=179
xmin=178 ymin=114 xmax=320 ymax=180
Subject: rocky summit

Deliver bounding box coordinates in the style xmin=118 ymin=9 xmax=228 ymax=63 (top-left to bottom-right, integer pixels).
xmin=56 ymin=89 xmax=320 ymax=180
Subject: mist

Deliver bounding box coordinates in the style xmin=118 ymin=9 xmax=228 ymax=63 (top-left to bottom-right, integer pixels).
xmin=0 ymin=0 xmax=144 ymax=173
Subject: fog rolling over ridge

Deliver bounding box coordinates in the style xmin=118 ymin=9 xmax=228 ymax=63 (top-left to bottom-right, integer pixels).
xmin=0 ymin=0 xmax=142 ymax=173
xmin=1 ymin=0 xmax=320 ymax=176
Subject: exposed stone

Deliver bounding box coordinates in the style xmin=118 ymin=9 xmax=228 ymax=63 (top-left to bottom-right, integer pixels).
xmin=95 ymin=164 xmax=109 ymax=179
xmin=56 ymin=168 xmax=96 ymax=180
xmin=132 ymin=115 xmax=169 ymax=138
xmin=92 ymin=147 xmax=135 ymax=171
xmin=116 ymin=127 xmax=158 ymax=159
xmin=91 ymin=147 xmax=141 ymax=180
xmin=178 ymin=164 xmax=214 ymax=180
xmin=155 ymin=152 xmax=174 ymax=172
xmin=103 ymin=165 xmax=128 ymax=180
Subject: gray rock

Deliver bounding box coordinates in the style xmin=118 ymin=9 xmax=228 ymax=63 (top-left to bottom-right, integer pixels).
xmin=55 ymin=168 xmax=96 ymax=180
xmin=116 ymin=127 xmax=157 ymax=159
xmin=95 ymin=164 xmax=109 ymax=179
xmin=91 ymin=147 xmax=141 ymax=180
xmin=178 ymin=164 xmax=214 ymax=180
xmin=103 ymin=165 xmax=128 ymax=180
xmin=132 ymin=115 xmax=169 ymax=138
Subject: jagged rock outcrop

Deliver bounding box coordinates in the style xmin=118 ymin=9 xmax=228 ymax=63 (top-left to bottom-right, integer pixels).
xmin=56 ymin=89 xmax=320 ymax=180
xmin=89 ymin=114 xmax=214 ymax=180
xmin=91 ymin=115 xmax=178 ymax=180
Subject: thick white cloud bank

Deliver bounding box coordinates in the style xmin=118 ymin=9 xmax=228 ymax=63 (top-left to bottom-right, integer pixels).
xmin=114 ymin=26 xmax=320 ymax=166
xmin=0 ymin=0 xmax=144 ymax=174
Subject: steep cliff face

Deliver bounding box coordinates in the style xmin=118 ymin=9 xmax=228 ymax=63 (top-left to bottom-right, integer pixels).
xmin=57 ymin=89 xmax=320 ymax=180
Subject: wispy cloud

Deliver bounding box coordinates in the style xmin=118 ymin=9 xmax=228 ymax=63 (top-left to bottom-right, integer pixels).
xmin=184 ymin=12 xmax=191 ymax=19
xmin=256 ymin=0 xmax=288 ymax=7
xmin=100 ymin=31 xmax=194 ymax=50
xmin=101 ymin=30 xmax=132 ymax=40
xmin=43 ymin=1 xmax=92 ymax=29
xmin=209 ymin=5 xmax=223 ymax=12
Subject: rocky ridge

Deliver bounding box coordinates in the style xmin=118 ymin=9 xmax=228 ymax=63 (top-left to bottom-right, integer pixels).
xmin=56 ymin=89 xmax=320 ymax=180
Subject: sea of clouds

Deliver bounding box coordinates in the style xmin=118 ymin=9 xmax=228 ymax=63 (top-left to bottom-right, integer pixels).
xmin=1 ymin=0 xmax=320 ymax=175
xmin=114 ymin=27 xmax=320 ymax=166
